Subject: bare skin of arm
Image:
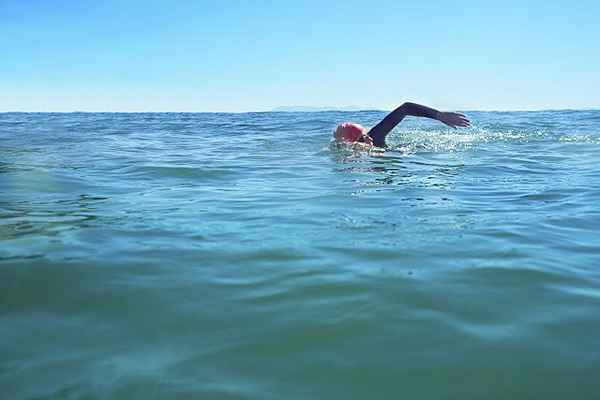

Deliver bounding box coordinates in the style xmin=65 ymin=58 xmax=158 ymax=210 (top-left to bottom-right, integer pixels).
xmin=367 ymin=102 xmax=470 ymax=147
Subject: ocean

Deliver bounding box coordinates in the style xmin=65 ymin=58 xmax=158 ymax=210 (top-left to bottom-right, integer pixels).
xmin=1 ymin=110 xmax=600 ymax=399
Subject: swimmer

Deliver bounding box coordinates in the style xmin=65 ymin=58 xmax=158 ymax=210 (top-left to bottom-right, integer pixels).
xmin=334 ymin=102 xmax=470 ymax=148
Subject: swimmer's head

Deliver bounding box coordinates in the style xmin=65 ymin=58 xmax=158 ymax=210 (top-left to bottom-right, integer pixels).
xmin=334 ymin=122 xmax=369 ymax=143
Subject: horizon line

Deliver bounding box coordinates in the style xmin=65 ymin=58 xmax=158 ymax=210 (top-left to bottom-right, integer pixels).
xmin=1 ymin=107 xmax=599 ymax=114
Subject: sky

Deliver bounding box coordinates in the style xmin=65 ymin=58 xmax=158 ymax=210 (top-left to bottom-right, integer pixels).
xmin=1 ymin=0 xmax=599 ymax=112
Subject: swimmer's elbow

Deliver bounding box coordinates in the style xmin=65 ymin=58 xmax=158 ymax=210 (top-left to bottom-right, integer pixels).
xmin=390 ymin=102 xmax=411 ymax=117
xmin=398 ymin=102 xmax=415 ymax=113
xmin=396 ymin=102 xmax=440 ymax=120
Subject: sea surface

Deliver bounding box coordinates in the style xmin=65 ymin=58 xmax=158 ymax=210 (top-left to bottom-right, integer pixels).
xmin=1 ymin=110 xmax=600 ymax=399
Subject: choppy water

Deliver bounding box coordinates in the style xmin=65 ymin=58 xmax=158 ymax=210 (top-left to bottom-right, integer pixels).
xmin=1 ymin=110 xmax=600 ymax=399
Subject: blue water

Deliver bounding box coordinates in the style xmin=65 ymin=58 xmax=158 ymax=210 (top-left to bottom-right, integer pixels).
xmin=1 ymin=110 xmax=600 ymax=399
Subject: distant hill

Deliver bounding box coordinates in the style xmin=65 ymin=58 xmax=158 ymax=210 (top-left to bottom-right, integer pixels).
xmin=272 ymin=105 xmax=372 ymax=112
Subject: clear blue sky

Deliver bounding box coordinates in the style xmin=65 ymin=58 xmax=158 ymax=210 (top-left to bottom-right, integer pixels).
xmin=1 ymin=0 xmax=599 ymax=112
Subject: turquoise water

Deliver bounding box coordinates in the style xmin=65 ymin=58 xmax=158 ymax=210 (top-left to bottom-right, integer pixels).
xmin=1 ymin=110 xmax=600 ymax=399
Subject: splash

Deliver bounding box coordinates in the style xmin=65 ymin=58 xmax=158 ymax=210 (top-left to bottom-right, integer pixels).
xmin=387 ymin=125 xmax=555 ymax=153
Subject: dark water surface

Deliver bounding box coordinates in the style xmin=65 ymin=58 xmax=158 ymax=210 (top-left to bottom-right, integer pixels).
xmin=1 ymin=111 xmax=600 ymax=399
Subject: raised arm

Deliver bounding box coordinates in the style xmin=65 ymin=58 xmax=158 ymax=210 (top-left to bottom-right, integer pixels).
xmin=367 ymin=102 xmax=470 ymax=147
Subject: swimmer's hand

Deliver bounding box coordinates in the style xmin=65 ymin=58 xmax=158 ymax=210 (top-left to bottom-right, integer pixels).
xmin=351 ymin=142 xmax=373 ymax=151
xmin=436 ymin=112 xmax=470 ymax=129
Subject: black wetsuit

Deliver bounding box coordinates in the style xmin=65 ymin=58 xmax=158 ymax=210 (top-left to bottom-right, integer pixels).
xmin=367 ymin=102 xmax=440 ymax=148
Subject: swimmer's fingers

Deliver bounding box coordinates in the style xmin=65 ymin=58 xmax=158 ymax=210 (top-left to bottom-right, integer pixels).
xmin=444 ymin=122 xmax=458 ymax=129
xmin=452 ymin=113 xmax=471 ymax=127
xmin=457 ymin=117 xmax=470 ymax=127
xmin=439 ymin=112 xmax=470 ymax=129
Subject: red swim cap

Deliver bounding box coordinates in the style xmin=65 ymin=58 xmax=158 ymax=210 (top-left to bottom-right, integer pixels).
xmin=334 ymin=122 xmax=366 ymax=142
